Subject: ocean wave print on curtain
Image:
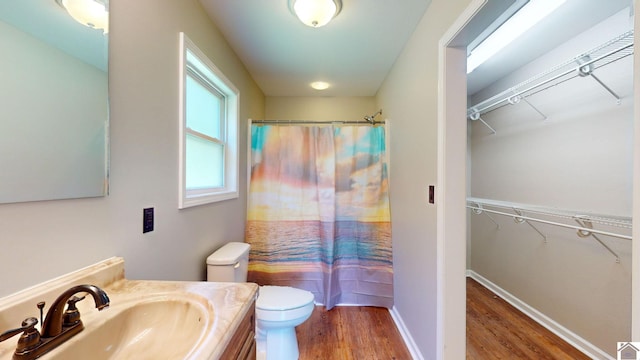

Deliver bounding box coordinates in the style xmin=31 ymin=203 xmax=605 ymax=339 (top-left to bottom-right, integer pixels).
xmin=246 ymin=124 xmax=393 ymax=309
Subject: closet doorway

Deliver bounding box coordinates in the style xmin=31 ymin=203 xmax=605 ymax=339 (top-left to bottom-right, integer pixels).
xmin=438 ymin=0 xmax=637 ymax=359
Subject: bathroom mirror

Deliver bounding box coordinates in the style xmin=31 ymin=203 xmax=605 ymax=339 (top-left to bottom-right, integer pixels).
xmin=0 ymin=0 xmax=109 ymax=203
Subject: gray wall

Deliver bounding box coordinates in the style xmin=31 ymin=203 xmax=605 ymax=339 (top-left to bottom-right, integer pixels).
xmin=376 ymin=0 xmax=475 ymax=357
xmin=265 ymin=96 xmax=377 ymax=121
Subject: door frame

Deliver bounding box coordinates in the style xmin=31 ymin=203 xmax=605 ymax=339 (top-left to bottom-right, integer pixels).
xmin=436 ymin=0 xmax=640 ymax=358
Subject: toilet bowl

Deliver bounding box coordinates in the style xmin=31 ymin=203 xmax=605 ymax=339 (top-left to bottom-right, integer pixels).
xmin=255 ymin=286 xmax=315 ymax=360
xmin=206 ymin=242 xmax=314 ymax=360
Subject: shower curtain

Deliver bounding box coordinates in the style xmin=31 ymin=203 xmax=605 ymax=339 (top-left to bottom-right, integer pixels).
xmin=245 ymin=124 xmax=393 ymax=309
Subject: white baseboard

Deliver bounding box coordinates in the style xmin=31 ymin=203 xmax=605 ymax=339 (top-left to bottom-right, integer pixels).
xmin=466 ymin=270 xmax=614 ymax=360
xmin=389 ymin=306 xmax=424 ymax=360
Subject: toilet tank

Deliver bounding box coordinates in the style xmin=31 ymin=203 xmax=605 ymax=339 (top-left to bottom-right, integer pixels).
xmin=206 ymin=242 xmax=250 ymax=282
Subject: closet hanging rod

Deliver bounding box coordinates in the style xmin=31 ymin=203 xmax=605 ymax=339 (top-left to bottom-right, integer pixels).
xmin=468 ymin=197 xmax=632 ymax=229
xmin=466 ymin=205 xmax=632 ymax=241
xmin=470 ymin=42 xmax=632 ymax=116
xmin=251 ymin=119 xmax=385 ymax=125
xmin=467 ymin=30 xmax=634 ymax=118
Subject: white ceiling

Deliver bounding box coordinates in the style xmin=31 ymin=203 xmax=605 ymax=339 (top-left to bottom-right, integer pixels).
xmin=4 ymin=1 xmax=630 ymax=97
xmin=199 ymin=0 xmax=432 ymax=97
xmin=200 ymin=0 xmax=632 ymax=99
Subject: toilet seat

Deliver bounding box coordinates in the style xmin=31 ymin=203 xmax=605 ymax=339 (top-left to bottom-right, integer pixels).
xmin=257 ymin=286 xmax=315 ymax=310
xmin=256 ymin=286 xmax=315 ymax=322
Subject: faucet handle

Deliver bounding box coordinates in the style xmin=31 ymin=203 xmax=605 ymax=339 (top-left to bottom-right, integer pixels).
xmin=0 ymin=317 xmax=37 ymax=342
xmin=0 ymin=317 xmax=41 ymax=353
xmin=63 ymin=295 xmax=86 ymax=327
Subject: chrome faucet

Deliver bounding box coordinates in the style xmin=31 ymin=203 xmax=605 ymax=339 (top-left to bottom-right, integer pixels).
xmin=0 ymin=284 xmax=109 ymax=360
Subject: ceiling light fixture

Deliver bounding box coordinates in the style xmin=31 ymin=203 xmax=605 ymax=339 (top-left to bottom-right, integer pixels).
xmin=290 ymin=0 xmax=342 ymax=28
xmin=466 ymin=0 xmax=566 ymax=74
xmin=311 ymin=81 xmax=330 ymax=90
xmin=56 ymin=0 xmax=109 ymax=34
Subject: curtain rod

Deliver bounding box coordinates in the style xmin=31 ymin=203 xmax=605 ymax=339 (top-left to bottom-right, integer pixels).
xmin=250 ymin=119 xmax=385 ymax=125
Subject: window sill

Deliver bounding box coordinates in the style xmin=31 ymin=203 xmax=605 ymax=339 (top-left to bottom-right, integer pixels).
xmin=179 ymin=190 xmax=238 ymax=209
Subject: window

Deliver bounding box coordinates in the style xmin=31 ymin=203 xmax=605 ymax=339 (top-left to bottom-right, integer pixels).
xmin=179 ymin=33 xmax=239 ymax=208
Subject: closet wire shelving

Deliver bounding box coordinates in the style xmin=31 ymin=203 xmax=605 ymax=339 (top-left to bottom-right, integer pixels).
xmin=467 ymin=30 xmax=634 ymax=134
xmin=467 ymin=197 xmax=632 ymax=263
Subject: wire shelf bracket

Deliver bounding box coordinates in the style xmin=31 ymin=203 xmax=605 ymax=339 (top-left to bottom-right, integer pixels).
xmin=470 ymin=202 xmax=501 ymax=229
xmin=513 ymin=208 xmax=547 ymax=242
xmin=468 ymin=111 xmax=497 ymax=134
xmin=574 ymin=216 xmax=620 ymax=263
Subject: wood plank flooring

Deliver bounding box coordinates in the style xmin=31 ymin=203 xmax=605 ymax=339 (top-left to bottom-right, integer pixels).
xmin=295 ymin=279 xmax=589 ymax=359
xmin=296 ymin=306 xmax=412 ymax=359
xmin=466 ymin=277 xmax=590 ymax=359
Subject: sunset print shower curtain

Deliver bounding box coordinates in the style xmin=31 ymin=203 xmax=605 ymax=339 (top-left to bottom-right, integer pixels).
xmin=246 ymin=124 xmax=393 ymax=309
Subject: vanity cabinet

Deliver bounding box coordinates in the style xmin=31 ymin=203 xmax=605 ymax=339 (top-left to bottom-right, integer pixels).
xmin=220 ymin=300 xmax=256 ymax=360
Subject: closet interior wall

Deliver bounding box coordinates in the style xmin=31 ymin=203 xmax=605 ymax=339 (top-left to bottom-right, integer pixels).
xmin=467 ymin=9 xmax=633 ymax=358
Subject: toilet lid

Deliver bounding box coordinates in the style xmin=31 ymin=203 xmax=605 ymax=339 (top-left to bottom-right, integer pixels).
xmin=257 ymin=286 xmax=315 ymax=311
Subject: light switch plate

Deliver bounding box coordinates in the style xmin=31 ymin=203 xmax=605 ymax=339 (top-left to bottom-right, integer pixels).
xmin=143 ymin=207 xmax=154 ymax=233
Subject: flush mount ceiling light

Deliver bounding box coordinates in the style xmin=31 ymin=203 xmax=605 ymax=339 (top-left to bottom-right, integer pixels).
xmin=290 ymin=0 xmax=342 ymax=28
xmin=56 ymin=0 xmax=109 ymax=34
xmin=310 ymin=81 xmax=330 ymax=90
xmin=467 ymin=0 xmax=566 ymax=74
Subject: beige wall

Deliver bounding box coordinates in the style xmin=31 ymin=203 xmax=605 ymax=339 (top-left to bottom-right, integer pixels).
xmin=468 ymin=10 xmax=633 ymax=356
xmin=265 ymin=96 xmax=377 ymax=121
xmin=0 ymin=0 xmax=264 ymax=297
xmin=376 ymin=0 xmax=474 ymax=358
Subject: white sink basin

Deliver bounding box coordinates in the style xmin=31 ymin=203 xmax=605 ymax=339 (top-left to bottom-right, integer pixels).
xmin=47 ymin=294 xmax=213 ymax=360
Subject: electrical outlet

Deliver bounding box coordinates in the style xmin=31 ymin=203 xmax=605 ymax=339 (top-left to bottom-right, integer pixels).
xmin=143 ymin=207 xmax=154 ymax=233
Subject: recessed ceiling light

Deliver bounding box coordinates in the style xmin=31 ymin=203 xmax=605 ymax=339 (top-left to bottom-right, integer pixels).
xmin=311 ymin=81 xmax=330 ymax=90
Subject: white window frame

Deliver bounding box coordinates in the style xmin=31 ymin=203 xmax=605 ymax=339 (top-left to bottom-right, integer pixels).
xmin=178 ymin=32 xmax=239 ymax=209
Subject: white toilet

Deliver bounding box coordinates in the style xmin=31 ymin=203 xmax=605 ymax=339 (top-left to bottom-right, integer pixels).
xmin=207 ymin=242 xmax=315 ymax=360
